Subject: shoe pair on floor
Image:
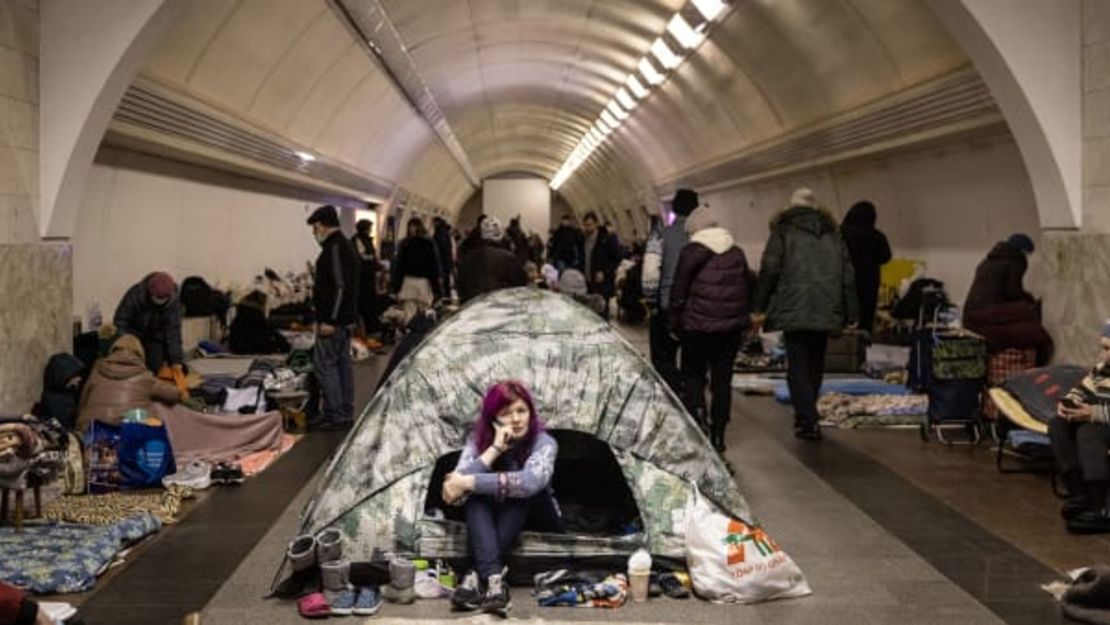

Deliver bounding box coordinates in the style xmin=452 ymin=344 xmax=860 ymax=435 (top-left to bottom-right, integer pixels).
xmin=210 ymin=461 xmax=244 ymax=485
xmin=648 ymin=571 xmax=691 ymax=599
xmin=299 ymin=586 xmax=381 ymax=618
xmin=451 ymin=569 xmax=510 ymax=615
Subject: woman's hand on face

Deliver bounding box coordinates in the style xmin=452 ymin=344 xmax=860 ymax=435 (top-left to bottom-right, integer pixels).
xmin=442 ymin=472 xmax=469 ymax=505
xmin=493 ymin=423 xmax=515 ymax=450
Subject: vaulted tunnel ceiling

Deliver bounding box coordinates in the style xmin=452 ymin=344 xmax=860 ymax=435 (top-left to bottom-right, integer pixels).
xmin=117 ymin=0 xmax=972 ymax=219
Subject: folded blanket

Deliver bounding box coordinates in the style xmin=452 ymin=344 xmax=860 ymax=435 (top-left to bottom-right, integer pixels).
xmin=818 ymin=393 xmax=928 ymax=427
xmin=775 ymin=379 xmax=911 ymax=403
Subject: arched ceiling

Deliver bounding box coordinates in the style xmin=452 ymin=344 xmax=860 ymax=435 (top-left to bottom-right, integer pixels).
xmin=127 ymin=0 xmax=969 ymax=218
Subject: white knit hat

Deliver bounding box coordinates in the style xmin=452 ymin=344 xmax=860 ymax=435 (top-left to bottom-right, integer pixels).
xmin=788 ymin=187 xmax=817 ymax=208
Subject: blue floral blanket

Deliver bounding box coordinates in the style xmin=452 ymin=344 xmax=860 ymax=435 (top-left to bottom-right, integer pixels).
xmin=0 ymin=513 xmax=160 ymax=593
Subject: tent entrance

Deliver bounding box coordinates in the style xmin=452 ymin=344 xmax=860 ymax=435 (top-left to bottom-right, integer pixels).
xmin=423 ymin=429 xmax=643 ymax=536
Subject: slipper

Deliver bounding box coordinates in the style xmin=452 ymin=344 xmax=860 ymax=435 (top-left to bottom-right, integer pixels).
xmin=297 ymin=592 xmax=330 ymax=619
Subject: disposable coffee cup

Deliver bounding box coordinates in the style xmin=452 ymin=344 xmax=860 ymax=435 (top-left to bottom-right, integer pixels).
xmin=629 ymin=569 xmax=650 ymax=602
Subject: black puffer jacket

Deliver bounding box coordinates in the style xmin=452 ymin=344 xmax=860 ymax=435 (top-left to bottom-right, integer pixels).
xmin=35 ymin=353 xmax=86 ymax=429
xmin=456 ymin=240 xmax=529 ymax=303
xmin=963 ymin=241 xmax=1033 ymax=317
xmin=669 ymin=228 xmax=751 ymax=334
xmin=390 ymin=236 xmax=442 ymax=298
xmin=841 ymin=202 xmax=892 ymax=331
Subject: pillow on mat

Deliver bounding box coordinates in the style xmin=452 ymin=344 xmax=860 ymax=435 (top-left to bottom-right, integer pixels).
xmin=1000 ymin=365 xmax=1087 ymax=425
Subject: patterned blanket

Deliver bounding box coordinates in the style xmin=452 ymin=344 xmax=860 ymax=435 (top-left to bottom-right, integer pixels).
xmin=41 ymin=485 xmax=193 ymax=526
xmin=0 ymin=513 xmax=160 ymax=593
xmin=818 ymin=393 xmax=928 ymax=428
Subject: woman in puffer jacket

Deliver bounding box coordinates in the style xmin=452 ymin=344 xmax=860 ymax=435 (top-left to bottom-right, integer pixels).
xmin=669 ymin=208 xmax=751 ymax=453
xmin=76 ymin=334 xmax=182 ymax=432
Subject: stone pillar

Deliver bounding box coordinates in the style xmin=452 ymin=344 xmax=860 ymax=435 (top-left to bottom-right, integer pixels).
xmin=1084 ymin=0 xmax=1110 ymax=229
xmin=0 ymin=3 xmax=73 ymax=413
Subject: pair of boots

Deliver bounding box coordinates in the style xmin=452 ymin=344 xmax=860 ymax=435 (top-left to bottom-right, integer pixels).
xmin=451 ymin=568 xmax=510 ymax=614
xmin=1062 ymin=473 xmax=1110 ymax=534
xmin=694 ymin=408 xmax=727 ymax=453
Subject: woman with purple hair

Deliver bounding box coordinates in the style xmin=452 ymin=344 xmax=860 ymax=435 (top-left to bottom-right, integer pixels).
xmin=442 ymin=380 xmax=563 ymax=614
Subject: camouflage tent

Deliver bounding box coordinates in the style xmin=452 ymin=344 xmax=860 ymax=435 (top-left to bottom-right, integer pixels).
xmin=289 ymin=288 xmax=757 ymax=564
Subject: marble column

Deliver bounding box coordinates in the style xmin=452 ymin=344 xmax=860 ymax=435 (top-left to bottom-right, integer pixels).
xmin=0 ymin=243 xmax=72 ymax=414
xmin=1026 ymin=232 xmax=1110 ymax=365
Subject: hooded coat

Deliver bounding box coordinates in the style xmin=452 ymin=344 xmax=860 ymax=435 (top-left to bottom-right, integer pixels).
xmin=963 ymin=240 xmax=1033 ymax=316
xmin=668 ymin=227 xmax=751 ymax=334
xmin=753 ymin=205 xmax=859 ymax=333
xmin=35 ymin=353 xmax=86 ymax=429
xmin=113 ymin=273 xmax=184 ymax=370
xmin=228 ymin=299 xmax=291 ymax=355
xmin=76 ymin=335 xmax=181 ymax=432
xmin=840 ymin=202 xmax=892 ymax=332
xmin=456 ymin=239 xmax=529 ymax=303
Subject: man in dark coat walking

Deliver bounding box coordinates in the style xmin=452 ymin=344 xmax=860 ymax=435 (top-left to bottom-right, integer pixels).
xmin=582 ymin=211 xmax=619 ymax=320
xmin=456 ymin=217 xmax=529 ymax=303
xmin=840 ymin=200 xmax=892 ymax=333
xmin=114 ymin=272 xmax=184 ymax=374
xmin=752 ymin=188 xmax=858 ymax=441
xmin=432 ymin=217 xmax=455 ymax=298
xmin=307 ymin=204 xmax=360 ymax=428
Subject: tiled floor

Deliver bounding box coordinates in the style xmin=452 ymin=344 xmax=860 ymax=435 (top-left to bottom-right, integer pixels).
xmin=68 ymin=326 xmax=1080 ymax=624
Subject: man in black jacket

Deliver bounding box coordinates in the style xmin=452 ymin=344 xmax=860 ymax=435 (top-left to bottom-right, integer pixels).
xmin=582 ymin=212 xmax=619 ymax=320
xmin=114 ymin=272 xmax=184 ymax=374
xmin=432 ymin=217 xmax=455 ymax=298
xmin=456 ymin=217 xmax=529 ymax=303
xmin=307 ymin=205 xmax=360 ymax=429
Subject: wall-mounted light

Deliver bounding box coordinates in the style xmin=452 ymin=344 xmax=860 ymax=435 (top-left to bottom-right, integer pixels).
xmin=650 ymin=38 xmax=682 ymax=70
xmin=638 ymin=57 xmax=665 ymax=86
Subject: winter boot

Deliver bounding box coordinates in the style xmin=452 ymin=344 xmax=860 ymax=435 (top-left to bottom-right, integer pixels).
xmin=321 ymin=559 xmax=355 ymax=616
xmin=1061 ymin=471 xmax=1092 ymax=520
xmin=382 ymin=557 xmax=416 ymax=604
xmin=315 ymin=528 xmax=343 ymax=564
xmin=270 ymin=534 xmax=320 ymax=599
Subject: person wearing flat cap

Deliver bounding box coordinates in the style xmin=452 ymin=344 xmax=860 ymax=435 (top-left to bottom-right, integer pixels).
xmin=114 ymin=271 xmax=184 ymax=374
xmin=307 ymin=204 xmax=360 ymax=429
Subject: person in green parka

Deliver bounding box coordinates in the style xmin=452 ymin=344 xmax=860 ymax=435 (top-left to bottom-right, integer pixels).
xmin=752 ymin=188 xmax=859 ymax=441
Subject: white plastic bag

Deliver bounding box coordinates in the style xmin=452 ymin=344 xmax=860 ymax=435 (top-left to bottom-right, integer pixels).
xmin=685 ymin=488 xmax=811 ymax=603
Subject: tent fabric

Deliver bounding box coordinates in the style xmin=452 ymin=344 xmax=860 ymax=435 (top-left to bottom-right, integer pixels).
xmin=294 ymin=288 xmax=752 ymax=564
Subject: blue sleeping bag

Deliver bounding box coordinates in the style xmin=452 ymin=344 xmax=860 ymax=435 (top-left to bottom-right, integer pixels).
xmin=774 ymin=378 xmax=912 ymax=403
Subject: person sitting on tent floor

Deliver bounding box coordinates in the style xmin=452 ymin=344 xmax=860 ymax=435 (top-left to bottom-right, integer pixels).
xmin=442 ymin=380 xmax=563 ymax=615
xmin=1051 ymin=321 xmax=1110 ymax=534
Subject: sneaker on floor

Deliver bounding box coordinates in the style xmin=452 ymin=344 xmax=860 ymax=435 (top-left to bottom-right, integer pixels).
xmin=1067 ymin=508 xmax=1110 ymax=534
xmin=297 ymin=592 xmax=330 ymax=619
xmin=162 ymin=460 xmax=212 ymax=490
xmin=327 ymin=588 xmax=356 ymax=616
xmin=480 ymin=571 xmax=511 ymax=615
xmin=352 ymin=586 xmax=382 ymax=616
xmin=658 ymin=573 xmax=690 ymax=599
xmin=221 ymin=462 xmax=245 ymax=485
xmin=450 ymin=571 xmax=481 ymax=612
xmin=794 ymin=425 xmax=822 ymax=441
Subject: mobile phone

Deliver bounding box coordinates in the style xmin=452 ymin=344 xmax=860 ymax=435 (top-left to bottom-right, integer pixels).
xmin=1061 ymin=397 xmax=1081 ymax=409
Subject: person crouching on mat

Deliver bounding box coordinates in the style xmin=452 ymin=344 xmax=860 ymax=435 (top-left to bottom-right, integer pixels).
xmin=1051 ymin=322 xmax=1110 ymax=533
xmin=442 ymin=380 xmax=564 ymax=614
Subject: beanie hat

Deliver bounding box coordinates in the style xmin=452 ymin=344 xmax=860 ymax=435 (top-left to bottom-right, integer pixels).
xmin=685 ymin=207 xmax=718 ymax=234
xmin=481 ymin=217 xmax=504 ymax=241
xmin=146 ymin=272 xmax=176 ymax=299
xmin=1007 ymin=233 xmax=1035 ymax=254
xmin=788 ymin=188 xmax=817 ymax=209
xmin=672 ymin=189 xmax=699 ymax=217
xmin=306 ymin=204 xmax=340 ymax=227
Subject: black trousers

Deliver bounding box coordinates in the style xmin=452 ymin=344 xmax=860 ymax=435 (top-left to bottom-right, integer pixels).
xmin=681 ymin=330 xmax=743 ymax=430
xmin=785 ymin=331 xmax=829 ymax=428
xmin=649 ymin=310 xmax=682 ymax=395
xmin=1048 ymin=418 xmax=1110 ymax=482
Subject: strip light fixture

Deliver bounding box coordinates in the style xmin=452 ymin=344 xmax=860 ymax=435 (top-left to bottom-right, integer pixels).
xmin=550 ymin=1 xmax=733 ymax=190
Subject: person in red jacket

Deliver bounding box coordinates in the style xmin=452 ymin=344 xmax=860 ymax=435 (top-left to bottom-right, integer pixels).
xmin=0 ymin=582 xmax=50 ymax=625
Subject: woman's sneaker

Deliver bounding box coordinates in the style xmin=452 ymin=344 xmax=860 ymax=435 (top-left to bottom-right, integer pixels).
xmin=450 ymin=571 xmax=481 ymax=611
xmin=480 ymin=571 xmax=511 ymax=615
xmin=352 ymin=586 xmax=382 ymax=616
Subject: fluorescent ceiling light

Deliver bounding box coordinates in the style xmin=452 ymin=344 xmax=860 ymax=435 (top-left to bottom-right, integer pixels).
xmin=294 ymin=150 xmax=316 ymax=162
xmin=667 ymin=14 xmax=705 ymax=49
xmin=616 ymin=88 xmax=637 ymax=110
xmin=600 ymin=109 xmax=619 ymax=129
xmin=588 ymin=127 xmax=604 ymax=144
xmin=626 ymin=74 xmax=649 ymax=99
xmin=639 ymin=58 xmax=664 ymax=86
xmin=692 ymin=0 xmax=727 ymax=22
xmin=650 ymin=38 xmax=682 ymax=70
xmin=607 ymin=100 xmax=629 ymax=121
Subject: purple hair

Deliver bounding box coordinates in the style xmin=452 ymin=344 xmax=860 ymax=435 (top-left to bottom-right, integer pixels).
xmin=472 ymin=380 xmax=545 ymax=463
